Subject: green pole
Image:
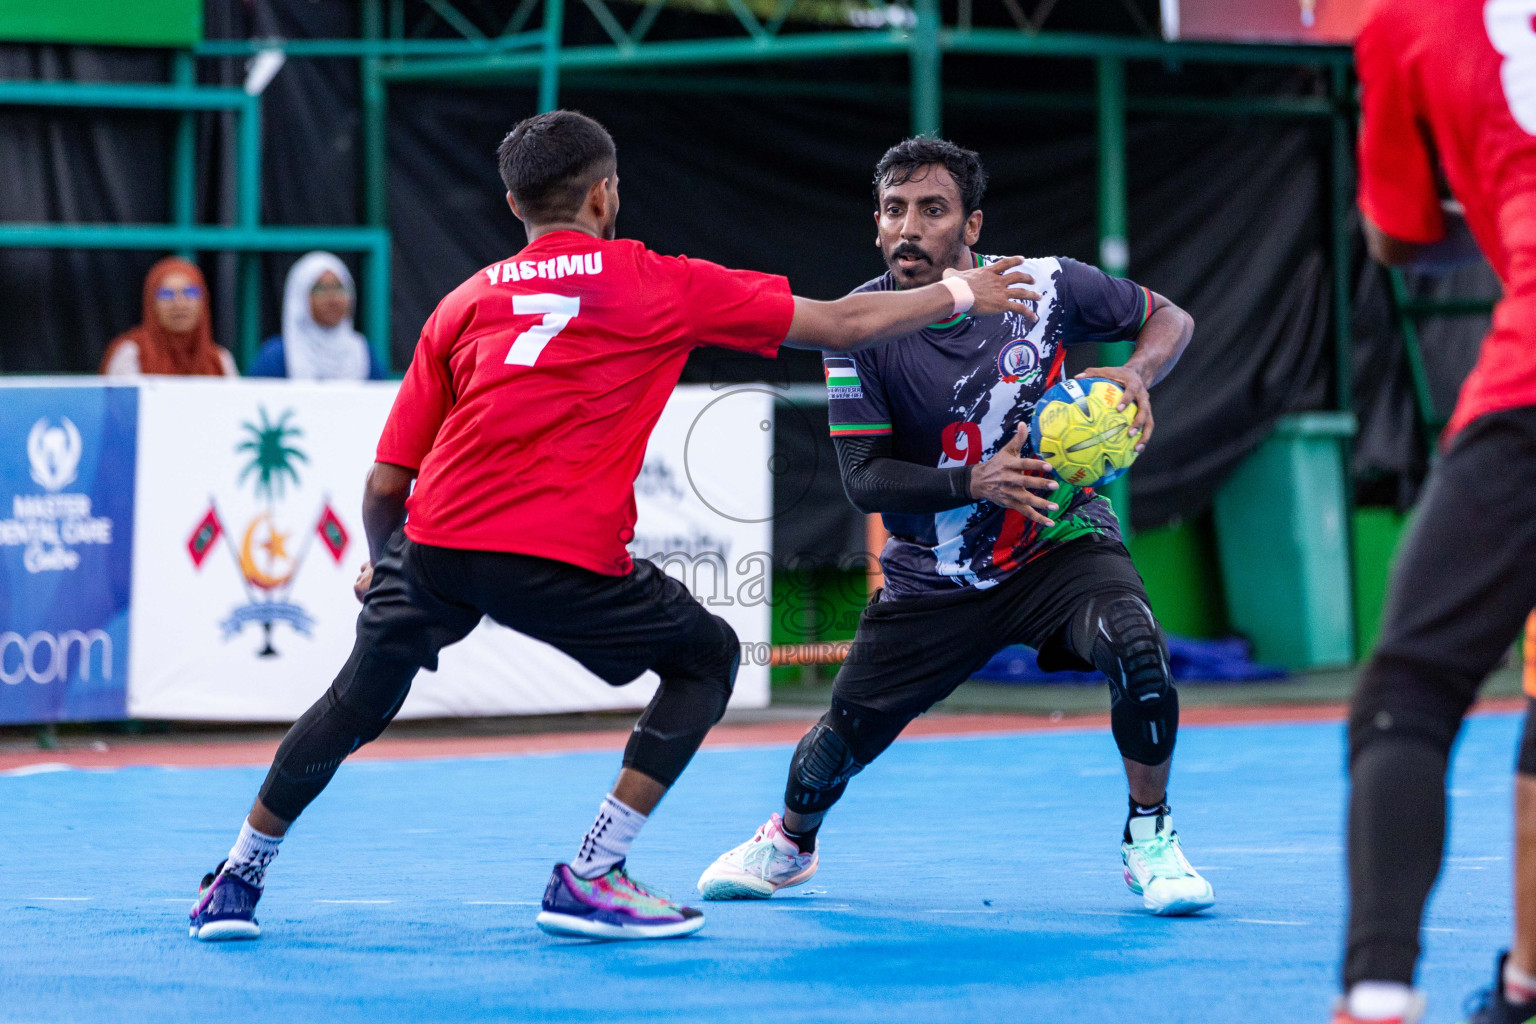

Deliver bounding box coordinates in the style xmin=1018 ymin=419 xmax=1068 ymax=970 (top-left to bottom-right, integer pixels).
xmin=0 ymin=223 xmax=389 ymax=250
xmin=365 ymin=234 xmax=392 ymax=376
xmin=238 ymin=95 xmax=263 ymax=372
xmin=362 ymin=0 xmax=390 ymax=371
xmin=539 ymin=0 xmax=566 ymax=113
xmin=1096 ymin=57 xmax=1130 ymax=282
xmin=1331 ymin=63 xmax=1360 ymax=660
xmin=171 ymin=51 xmax=196 ymax=259
xmin=362 ymin=0 xmax=387 ymax=230
xmin=910 ymin=0 xmax=941 ymax=137
xmin=237 ymin=96 xmax=261 ymax=230
xmin=1095 ymin=55 xmax=1133 ymax=526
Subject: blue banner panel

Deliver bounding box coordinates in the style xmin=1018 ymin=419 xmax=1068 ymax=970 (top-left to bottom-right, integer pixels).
xmin=0 ymin=386 xmax=136 ymax=723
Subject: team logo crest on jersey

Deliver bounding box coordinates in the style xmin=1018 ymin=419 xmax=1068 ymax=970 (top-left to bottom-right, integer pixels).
xmin=997 ymin=338 xmax=1041 ymax=385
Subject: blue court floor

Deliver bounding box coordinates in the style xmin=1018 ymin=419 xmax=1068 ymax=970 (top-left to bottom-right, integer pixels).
xmin=0 ymin=714 xmax=1519 ymax=1024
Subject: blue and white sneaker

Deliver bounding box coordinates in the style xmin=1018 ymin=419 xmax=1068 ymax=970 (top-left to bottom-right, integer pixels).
xmin=536 ymin=861 xmax=705 ymax=940
xmin=188 ymin=860 xmax=262 ymax=941
xmin=1121 ymin=809 xmax=1215 ymax=916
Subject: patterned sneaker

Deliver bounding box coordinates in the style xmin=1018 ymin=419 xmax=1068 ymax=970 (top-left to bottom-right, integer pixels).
xmin=1460 ymin=952 xmax=1536 ymax=1024
xmin=536 ymin=861 xmax=704 ymax=940
xmin=188 ymin=860 xmax=262 ymax=941
xmin=697 ymin=813 xmax=818 ymax=900
xmin=1121 ymin=810 xmax=1215 ymax=916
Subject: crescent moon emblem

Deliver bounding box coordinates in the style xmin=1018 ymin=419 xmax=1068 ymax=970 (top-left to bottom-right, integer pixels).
xmin=239 ymin=513 xmax=294 ymax=590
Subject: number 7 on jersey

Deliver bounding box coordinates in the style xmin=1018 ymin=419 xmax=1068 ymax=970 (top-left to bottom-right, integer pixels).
xmin=505 ymin=294 xmax=580 ymax=366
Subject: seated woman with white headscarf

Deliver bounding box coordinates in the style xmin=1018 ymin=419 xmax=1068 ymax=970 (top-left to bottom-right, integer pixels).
xmin=249 ymin=251 xmax=386 ymax=380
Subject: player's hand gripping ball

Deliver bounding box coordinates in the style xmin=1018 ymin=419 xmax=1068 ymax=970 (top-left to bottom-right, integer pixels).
xmin=1029 ymin=377 xmax=1140 ymax=488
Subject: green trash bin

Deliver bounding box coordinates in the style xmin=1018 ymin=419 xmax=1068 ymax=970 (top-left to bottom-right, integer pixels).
xmin=1212 ymin=412 xmax=1357 ymax=670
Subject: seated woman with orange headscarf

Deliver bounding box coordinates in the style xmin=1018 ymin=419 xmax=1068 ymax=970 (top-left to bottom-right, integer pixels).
xmin=100 ymin=257 xmax=238 ymax=377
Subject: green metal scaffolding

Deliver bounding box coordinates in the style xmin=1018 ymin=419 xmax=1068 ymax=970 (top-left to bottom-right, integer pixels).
xmin=0 ymin=0 xmax=1359 ymax=525
xmin=0 ymin=75 xmax=391 ymax=372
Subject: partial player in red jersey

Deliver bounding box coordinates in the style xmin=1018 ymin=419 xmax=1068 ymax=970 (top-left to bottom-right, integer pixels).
xmin=184 ymin=110 xmax=1040 ymax=944
xmin=1337 ymin=2 xmax=1536 ymax=1022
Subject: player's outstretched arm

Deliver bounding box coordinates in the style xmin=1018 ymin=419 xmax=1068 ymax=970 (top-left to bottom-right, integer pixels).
xmin=353 ymin=461 xmax=416 ymax=602
xmin=784 ymin=256 xmax=1040 ymax=352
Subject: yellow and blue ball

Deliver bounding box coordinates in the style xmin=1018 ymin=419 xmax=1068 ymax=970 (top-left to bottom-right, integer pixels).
xmin=1029 ymin=377 xmax=1139 ymax=488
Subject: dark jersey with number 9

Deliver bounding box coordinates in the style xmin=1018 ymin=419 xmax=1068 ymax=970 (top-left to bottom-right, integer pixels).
xmin=825 ymin=255 xmax=1152 ymax=599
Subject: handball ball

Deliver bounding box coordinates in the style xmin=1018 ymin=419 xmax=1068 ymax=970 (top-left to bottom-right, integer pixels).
xmin=1029 ymin=377 xmax=1139 ymax=488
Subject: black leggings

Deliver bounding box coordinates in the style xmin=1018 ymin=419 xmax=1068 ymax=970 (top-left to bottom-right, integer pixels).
xmin=1345 ymin=407 xmax=1536 ymax=987
xmin=784 ymin=570 xmax=1177 ymax=823
xmin=256 ymin=530 xmax=739 ymax=822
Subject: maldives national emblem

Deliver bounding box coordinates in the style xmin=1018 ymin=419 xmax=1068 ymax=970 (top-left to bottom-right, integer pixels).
xmin=186 ymin=407 xmax=351 ymax=657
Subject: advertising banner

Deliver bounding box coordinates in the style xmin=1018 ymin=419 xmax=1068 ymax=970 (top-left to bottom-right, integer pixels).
xmin=126 ymin=380 xmax=771 ymax=721
xmin=0 ymin=383 xmax=136 ymax=723
xmin=1161 ymin=0 xmax=1372 ymax=43
xmin=127 ymin=379 xmax=392 ymax=721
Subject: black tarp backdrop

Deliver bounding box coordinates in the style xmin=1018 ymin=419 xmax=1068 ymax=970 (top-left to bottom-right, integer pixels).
xmin=0 ymin=0 xmax=1492 ymax=561
xmin=0 ymin=45 xmax=173 ymax=372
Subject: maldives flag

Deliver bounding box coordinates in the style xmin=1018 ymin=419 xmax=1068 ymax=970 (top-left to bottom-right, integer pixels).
xmin=187 ymin=507 xmax=223 ymax=568
xmin=316 ymin=503 xmax=349 ymax=563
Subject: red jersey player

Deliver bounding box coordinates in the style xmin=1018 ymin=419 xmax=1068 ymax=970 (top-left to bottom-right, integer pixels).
xmin=185 ymin=110 xmax=1040 ymax=943
xmin=1338 ymin=2 xmax=1536 ymax=1021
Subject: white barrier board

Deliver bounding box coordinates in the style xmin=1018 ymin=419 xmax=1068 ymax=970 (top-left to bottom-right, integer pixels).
xmin=125 ymin=379 xmax=770 ymax=721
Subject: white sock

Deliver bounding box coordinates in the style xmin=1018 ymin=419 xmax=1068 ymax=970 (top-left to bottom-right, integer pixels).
xmin=1346 ymin=981 xmax=1414 ymax=1020
xmin=1505 ymin=959 xmax=1536 ymax=1004
xmin=571 ymin=795 xmax=647 ymax=880
xmin=224 ymin=820 xmax=283 ymax=888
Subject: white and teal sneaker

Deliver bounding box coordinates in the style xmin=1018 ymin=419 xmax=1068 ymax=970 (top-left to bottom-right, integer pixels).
xmin=1121 ymin=809 xmax=1215 ymax=916
xmin=698 ymin=813 xmax=818 ymax=900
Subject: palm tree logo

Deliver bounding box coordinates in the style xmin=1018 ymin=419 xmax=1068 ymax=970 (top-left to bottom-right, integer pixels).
xmin=237 ymin=408 xmax=307 ymax=503
xmin=233 ymin=408 xmax=310 ymax=656
xmin=187 ymin=405 xmax=348 ymax=658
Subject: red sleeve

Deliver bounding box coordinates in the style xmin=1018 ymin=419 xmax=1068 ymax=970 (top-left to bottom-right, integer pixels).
xmin=675 ymin=256 xmax=795 ymax=358
xmin=376 ymin=304 xmax=454 ymax=470
xmin=1355 ymin=7 xmax=1444 ymax=245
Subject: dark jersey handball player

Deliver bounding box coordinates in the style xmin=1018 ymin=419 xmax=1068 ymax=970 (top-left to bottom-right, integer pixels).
xmin=697 ymin=137 xmax=1210 ymax=917
xmin=1334 ymin=1 xmax=1536 ymax=1022
xmin=185 ymin=110 xmax=1041 ymax=943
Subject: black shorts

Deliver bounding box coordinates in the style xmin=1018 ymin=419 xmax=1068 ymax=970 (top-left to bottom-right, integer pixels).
xmin=360 ymin=528 xmax=714 ymax=686
xmin=1372 ymin=406 xmax=1536 ymax=691
xmin=832 ymin=537 xmax=1150 ymax=715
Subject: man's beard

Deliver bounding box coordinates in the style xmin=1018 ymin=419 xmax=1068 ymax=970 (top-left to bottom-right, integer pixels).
xmin=884 ymin=235 xmax=964 ymax=286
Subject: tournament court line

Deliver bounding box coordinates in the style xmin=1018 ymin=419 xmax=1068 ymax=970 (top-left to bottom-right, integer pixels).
xmin=0 ymin=696 xmax=1523 ymax=774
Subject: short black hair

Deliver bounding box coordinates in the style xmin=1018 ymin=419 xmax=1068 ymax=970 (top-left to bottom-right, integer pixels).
xmin=873 ymin=137 xmax=987 ymax=215
xmin=497 ymin=110 xmax=617 ymax=223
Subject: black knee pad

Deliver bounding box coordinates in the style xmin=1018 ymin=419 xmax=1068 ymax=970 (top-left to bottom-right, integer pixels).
xmin=1081 ymin=593 xmax=1178 ymax=766
xmin=1111 ymin=687 xmax=1178 ymax=767
xmin=622 ymin=614 xmax=739 ymax=787
xmin=784 ymin=721 xmax=858 ymax=815
xmin=1348 ymin=655 xmax=1475 ymax=766
xmin=784 ymin=697 xmax=910 ymax=816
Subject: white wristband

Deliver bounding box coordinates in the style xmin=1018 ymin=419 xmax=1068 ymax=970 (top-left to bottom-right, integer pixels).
xmin=940 ymin=275 xmax=975 ymax=317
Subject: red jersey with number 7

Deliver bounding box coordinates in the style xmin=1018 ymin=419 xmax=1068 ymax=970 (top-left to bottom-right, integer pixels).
xmin=1356 ymin=0 xmax=1536 ymax=437
xmin=376 ymin=229 xmax=794 ymax=575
